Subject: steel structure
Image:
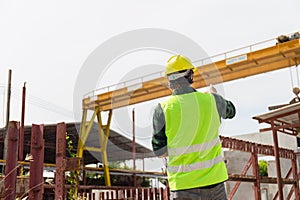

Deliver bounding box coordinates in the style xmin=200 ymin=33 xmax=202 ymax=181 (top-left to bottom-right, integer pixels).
xmin=253 ymin=102 xmax=300 ymax=200
xmin=29 ymin=124 xmax=44 ymax=200
xmin=222 ymin=135 xmax=299 ymax=200
xmin=55 ymin=122 xmax=66 ymax=200
xmin=3 ymin=120 xmax=300 ymax=199
xmin=4 ymin=121 xmax=19 ymax=200
xmin=78 ymin=36 xmax=300 ymax=186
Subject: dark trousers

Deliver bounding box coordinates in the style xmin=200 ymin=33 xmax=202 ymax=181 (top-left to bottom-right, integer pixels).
xmin=170 ymin=182 xmax=227 ymax=200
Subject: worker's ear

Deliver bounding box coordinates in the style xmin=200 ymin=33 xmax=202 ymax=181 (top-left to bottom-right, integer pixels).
xmin=185 ymin=70 xmax=194 ymax=84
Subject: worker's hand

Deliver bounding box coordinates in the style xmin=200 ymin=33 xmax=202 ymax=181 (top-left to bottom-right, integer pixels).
xmin=209 ymin=85 xmax=217 ymax=94
xmin=205 ymin=84 xmax=217 ymax=94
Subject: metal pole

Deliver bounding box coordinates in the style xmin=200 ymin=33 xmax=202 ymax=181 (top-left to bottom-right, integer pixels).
xmin=3 ymin=69 xmax=12 ymax=174
xmin=132 ymin=108 xmax=136 ymax=188
xmin=251 ymin=150 xmax=261 ymax=200
xmin=55 ymin=122 xmax=66 ymax=200
xmin=29 ymin=124 xmax=44 ymax=200
xmin=271 ymin=121 xmax=284 ymax=200
xmin=4 ymin=121 xmax=19 ymax=200
xmin=5 ymin=69 xmax=12 ymax=129
xmin=19 ymin=82 xmax=26 ymax=162
xmin=292 ymin=153 xmax=299 ymax=199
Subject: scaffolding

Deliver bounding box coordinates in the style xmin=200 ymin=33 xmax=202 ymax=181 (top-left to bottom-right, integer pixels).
xmin=253 ymin=102 xmax=300 ymax=200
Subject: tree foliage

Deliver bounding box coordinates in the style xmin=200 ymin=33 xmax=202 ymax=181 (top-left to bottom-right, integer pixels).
xmin=258 ymin=160 xmax=268 ymax=177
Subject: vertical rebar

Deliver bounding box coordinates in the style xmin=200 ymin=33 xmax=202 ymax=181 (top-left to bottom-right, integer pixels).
xmin=3 ymin=70 xmax=12 ymax=174
xmin=292 ymin=154 xmax=299 ymax=199
xmin=132 ymin=108 xmax=136 ymax=188
xmin=55 ymin=122 xmax=66 ymax=200
xmin=271 ymin=121 xmax=284 ymax=200
xmin=19 ymin=82 xmax=26 ymax=162
xmin=4 ymin=121 xmax=19 ymax=200
xmin=5 ymin=69 xmax=12 ymax=129
xmin=29 ymin=124 xmax=44 ymax=200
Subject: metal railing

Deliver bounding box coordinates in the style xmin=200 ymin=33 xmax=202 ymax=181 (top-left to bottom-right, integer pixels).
xmin=77 ymin=186 xmax=170 ymax=200
xmin=83 ymin=31 xmax=300 ymax=99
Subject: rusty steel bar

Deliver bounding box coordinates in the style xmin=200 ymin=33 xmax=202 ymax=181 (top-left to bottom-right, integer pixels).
xmin=132 ymin=109 xmax=136 ymax=188
xmin=271 ymin=121 xmax=283 ymax=200
xmin=220 ymin=136 xmax=294 ymax=159
xmin=55 ymin=122 xmax=66 ymax=200
xmin=19 ymin=83 xmax=26 ymax=162
xmin=287 ymin=186 xmax=295 ymax=200
xmin=5 ymin=70 xmax=12 ymax=129
xmin=154 ymin=187 xmax=158 ymax=200
xmin=166 ymin=186 xmax=170 ymax=200
xmin=29 ymin=124 xmax=44 ymax=200
xmin=292 ymin=153 xmax=299 ymax=199
xmin=137 ymin=188 xmax=142 ymax=200
xmin=228 ymin=157 xmax=252 ymax=200
xmin=4 ymin=121 xmax=19 ymax=200
xmin=148 ymin=188 xmax=153 ymax=200
xmin=252 ymin=151 xmax=261 ymax=200
xmin=3 ymin=70 xmax=12 ymax=174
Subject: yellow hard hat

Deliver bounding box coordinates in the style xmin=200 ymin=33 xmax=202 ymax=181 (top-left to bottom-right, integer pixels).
xmin=165 ymin=55 xmax=196 ymax=75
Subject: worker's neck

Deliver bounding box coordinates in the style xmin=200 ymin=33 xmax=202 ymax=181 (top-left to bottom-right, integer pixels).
xmin=172 ymin=86 xmax=195 ymax=95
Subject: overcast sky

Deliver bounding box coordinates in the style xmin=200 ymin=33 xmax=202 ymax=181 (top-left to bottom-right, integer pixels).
xmin=1 ymin=0 xmax=300 ymax=149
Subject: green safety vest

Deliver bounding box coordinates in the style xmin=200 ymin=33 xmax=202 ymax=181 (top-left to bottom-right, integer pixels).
xmin=160 ymin=91 xmax=228 ymax=191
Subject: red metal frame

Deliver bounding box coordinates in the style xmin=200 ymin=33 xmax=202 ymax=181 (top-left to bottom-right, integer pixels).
xmin=4 ymin=121 xmax=19 ymax=200
xmin=4 ymin=116 xmax=300 ymax=200
xmin=55 ymin=122 xmax=66 ymax=200
xmin=227 ymin=157 xmax=252 ymax=199
xmin=252 ymin=107 xmax=300 ymax=200
xmin=221 ymin=135 xmax=299 ymax=199
xmin=19 ymin=83 xmax=26 ymax=162
xmin=29 ymin=124 xmax=44 ymax=200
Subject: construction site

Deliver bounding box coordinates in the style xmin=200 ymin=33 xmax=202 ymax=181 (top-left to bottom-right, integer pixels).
xmin=0 ymin=29 xmax=300 ymax=200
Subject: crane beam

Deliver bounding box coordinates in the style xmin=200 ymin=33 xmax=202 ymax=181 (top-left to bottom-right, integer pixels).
xmin=83 ymin=39 xmax=300 ymax=111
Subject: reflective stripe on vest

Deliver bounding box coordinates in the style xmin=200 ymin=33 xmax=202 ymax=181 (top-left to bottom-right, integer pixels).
xmin=167 ymin=155 xmax=223 ymax=173
xmin=168 ymin=137 xmax=220 ymax=156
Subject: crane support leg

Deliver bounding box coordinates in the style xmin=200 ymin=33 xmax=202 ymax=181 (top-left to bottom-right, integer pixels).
xmin=77 ymin=107 xmax=99 ymax=157
xmin=77 ymin=107 xmax=113 ymax=186
xmin=97 ymin=109 xmax=113 ymax=186
xmin=77 ymin=108 xmax=87 ymax=158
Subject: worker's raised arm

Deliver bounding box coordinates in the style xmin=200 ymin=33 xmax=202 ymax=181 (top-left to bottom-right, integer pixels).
xmin=212 ymin=93 xmax=236 ymax=119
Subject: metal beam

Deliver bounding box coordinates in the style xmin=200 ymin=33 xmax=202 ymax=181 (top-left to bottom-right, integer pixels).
xmin=55 ymin=122 xmax=66 ymax=200
xmin=96 ymin=109 xmax=113 ymax=186
xmin=252 ymin=151 xmax=261 ymax=200
xmin=292 ymin=154 xmax=299 ymax=199
xmin=29 ymin=124 xmax=44 ymax=200
xmin=83 ymin=39 xmax=300 ymax=111
xmin=77 ymin=108 xmax=88 ymax=158
xmin=220 ymin=136 xmax=294 ymax=159
xmin=228 ymin=157 xmax=252 ymax=200
xmin=76 ymin=108 xmax=113 ymax=186
xmin=4 ymin=121 xmax=19 ymax=200
xmin=271 ymin=121 xmax=284 ymax=200
xmin=19 ymin=82 xmax=26 ymax=163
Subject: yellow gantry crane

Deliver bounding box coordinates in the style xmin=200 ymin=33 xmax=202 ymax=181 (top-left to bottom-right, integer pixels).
xmin=77 ymin=33 xmax=300 ymax=186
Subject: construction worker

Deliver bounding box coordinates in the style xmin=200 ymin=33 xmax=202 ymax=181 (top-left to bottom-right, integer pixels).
xmin=152 ymin=55 xmax=236 ymax=200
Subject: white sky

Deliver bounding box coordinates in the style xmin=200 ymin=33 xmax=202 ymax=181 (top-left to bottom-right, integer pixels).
xmin=1 ymin=0 xmax=300 ymax=150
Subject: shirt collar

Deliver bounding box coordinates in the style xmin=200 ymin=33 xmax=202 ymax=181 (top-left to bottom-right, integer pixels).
xmin=172 ymin=86 xmax=196 ymax=95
